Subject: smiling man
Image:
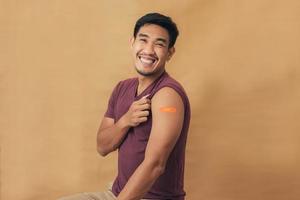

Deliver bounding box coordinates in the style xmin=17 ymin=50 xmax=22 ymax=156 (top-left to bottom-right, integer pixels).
xmin=58 ymin=13 xmax=190 ymax=200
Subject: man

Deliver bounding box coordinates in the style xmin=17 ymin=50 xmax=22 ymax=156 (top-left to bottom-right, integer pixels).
xmin=59 ymin=12 xmax=190 ymax=200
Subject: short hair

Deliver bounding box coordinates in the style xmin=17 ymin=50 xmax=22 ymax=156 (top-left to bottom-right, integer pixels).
xmin=133 ymin=13 xmax=179 ymax=48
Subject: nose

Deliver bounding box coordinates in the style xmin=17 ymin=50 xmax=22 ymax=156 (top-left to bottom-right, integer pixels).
xmin=143 ymin=43 xmax=155 ymax=54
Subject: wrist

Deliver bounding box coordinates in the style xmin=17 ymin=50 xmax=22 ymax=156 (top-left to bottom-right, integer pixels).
xmin=117 ymin=115 xmax=131 ymax=130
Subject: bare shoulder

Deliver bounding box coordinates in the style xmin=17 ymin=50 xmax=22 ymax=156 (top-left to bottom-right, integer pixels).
xmin=151 ymin=87 xmax=184 ymax=125
xmin=152 ymin=87 xmax=183 ymax=108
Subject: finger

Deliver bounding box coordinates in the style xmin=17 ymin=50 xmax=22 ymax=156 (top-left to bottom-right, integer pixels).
xmin=137 ymin=103 xmax=151 ymax=111
xmin=137 ymin=110 xmax=149 ymax=117
xmin=138 ymin=117 xmax=148 ymax=123
xmin=137 ymin=97 xmax=151 ymax=105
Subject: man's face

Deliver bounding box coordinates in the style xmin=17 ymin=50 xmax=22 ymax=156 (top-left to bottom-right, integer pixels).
xmin=131 ymin=24 xmax=175 ymax=77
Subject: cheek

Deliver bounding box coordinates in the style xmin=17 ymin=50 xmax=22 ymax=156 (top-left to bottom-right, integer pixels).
xmin=132 ymin=43 xmax=141 ymax=52
xmin=136 ymin=42 xmax=146 ymax=49
xmin=157 ymin=50 xmax=169 ymax=60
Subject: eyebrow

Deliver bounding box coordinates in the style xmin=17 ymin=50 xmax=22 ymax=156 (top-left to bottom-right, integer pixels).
xmin=138 ymin=33 xmax=149 ymax=38
xmin=137 ymin=33 xmax=168 ymax=44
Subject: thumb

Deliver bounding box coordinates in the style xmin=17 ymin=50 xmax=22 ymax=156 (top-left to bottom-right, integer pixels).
xmin=141 ymin=94 xmax=150 ymax=99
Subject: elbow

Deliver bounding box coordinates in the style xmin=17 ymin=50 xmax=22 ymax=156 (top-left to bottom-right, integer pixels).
xmin=144 ymin=158 xmax=166 ymax=177
xmin=97 ymin=143 xmax=117 ymax=157
xmin=154 ymin=164 xmax=165 ymax=177
xmin=97 ymin=145 xmax=109 ymax=157
xmin=156 ymin=163 xmax=166 ymax=176
xmin=96 ymin=136 xmax=110 ymax=157
xmin=97 ymin=148 xmax=107 ymax=157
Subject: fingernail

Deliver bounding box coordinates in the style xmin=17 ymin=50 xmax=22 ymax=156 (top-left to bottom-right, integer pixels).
xmin=142 ymin=94 xmax=150 ymax=98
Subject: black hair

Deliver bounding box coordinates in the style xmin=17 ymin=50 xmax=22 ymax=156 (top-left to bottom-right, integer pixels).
xmin=133 ymin=13 xmax=179 ymax=48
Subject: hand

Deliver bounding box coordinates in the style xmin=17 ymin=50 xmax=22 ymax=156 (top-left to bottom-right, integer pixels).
xmin=122 ymin=95 xmax=151 ymax=127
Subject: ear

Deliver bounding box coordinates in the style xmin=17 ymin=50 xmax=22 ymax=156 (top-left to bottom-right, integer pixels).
xmin=130 ymin=37 xmax=135 ymax=48
xmin=167 ymin=47 xmax=175 ymax=61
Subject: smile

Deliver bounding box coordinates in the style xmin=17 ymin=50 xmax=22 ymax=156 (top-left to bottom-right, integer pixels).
xmin=138 ymin=55 xmax=157 ymax=66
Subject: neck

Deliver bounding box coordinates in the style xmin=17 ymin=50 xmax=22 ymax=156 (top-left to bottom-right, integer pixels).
xmin=137 ymin=69 xmax=165 ymax=95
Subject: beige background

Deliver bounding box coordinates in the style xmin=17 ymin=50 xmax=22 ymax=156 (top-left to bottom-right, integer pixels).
xmin=1 ymin=0 xmax=300 ymax=200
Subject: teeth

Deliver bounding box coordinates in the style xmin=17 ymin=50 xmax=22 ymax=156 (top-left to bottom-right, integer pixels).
xmin=140 ymin=57 xmax=155 ymax=64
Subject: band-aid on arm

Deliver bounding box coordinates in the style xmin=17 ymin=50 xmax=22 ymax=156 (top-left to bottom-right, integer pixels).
xmin=159 ymin=106 xmax=177 ymax=113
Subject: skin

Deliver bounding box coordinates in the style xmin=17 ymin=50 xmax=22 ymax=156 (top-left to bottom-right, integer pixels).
xmin=97 ymin=24 xmax=184 ymax=200
xmin=131 ymin=24 xmax=175 ymax=93
xmin=97 ymin=95 xmax=151 ymax=156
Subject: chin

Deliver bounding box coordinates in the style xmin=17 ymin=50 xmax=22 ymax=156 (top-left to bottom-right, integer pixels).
xmin=135 ymin=66 xmax=154 ymax=75
xmin=136 ymin=69 xmax=155 ymax=77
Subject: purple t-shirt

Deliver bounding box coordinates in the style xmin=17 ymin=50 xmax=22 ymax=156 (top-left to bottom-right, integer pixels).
xmin=105 ymin=71 xmax=190 ymax=200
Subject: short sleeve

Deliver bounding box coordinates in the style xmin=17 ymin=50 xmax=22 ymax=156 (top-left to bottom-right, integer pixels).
xmin=104 ymin=81 xmax=121 ymax=119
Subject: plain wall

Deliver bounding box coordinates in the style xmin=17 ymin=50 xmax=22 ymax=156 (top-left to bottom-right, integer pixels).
xmin=1 ymin=0 xmax=300 ymax=199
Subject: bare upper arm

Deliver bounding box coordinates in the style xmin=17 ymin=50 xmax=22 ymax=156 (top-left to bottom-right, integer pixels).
xmin=144 ymin=87 xmax=184 ymax=166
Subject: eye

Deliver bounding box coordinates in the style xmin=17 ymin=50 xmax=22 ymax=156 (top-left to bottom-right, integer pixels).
xmin=139 ymin=38 xmax=147 ymax=43
xmin=156 ymin=43 xmax=165 ymax=47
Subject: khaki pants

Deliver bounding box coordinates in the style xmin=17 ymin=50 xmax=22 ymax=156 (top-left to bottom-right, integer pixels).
xmin=57 ymin=190 xmax=116 ymax=200
xmin=57 ymin=183 xmax=152 ymax=200
xmin=57 ymin=183 xmax=116 ymax=200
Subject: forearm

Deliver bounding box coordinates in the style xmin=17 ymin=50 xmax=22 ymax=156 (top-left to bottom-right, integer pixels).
xmin=117 ymin=159 xmax=165 ymax=200
xmin=97 ymin=116 xmax=130 ymax=156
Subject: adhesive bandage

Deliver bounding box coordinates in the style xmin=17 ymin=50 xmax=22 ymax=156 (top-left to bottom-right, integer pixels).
xmin=160 ymin=107 xmax=177 ymax=113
